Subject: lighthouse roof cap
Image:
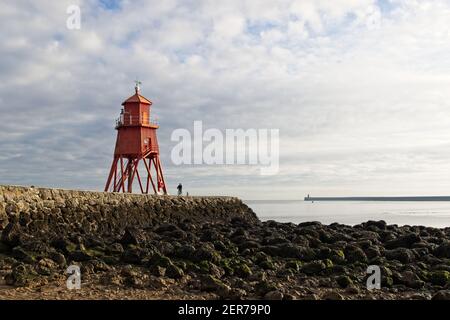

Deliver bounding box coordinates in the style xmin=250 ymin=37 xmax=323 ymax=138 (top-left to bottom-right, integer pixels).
xmin=122 ymin=92 xmax=152 ymax=105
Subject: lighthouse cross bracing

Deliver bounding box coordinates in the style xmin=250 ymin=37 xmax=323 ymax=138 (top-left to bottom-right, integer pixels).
xmin=104 ymin=84 xmax=167 ymax=194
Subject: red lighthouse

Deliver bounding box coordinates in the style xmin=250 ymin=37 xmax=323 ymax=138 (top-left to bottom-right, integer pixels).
xmin=104 ymin=82 xmax=167 ymax=194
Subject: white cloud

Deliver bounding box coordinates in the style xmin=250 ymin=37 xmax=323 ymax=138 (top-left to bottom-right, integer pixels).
xmin=213 ymin=14 xmax=245 ymax=39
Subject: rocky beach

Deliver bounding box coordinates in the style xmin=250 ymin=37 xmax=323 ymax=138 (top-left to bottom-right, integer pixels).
xmin=1 ymin=186 xmax=450 ymax=300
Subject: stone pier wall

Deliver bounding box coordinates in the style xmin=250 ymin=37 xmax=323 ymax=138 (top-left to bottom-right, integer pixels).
xmin=0 ymin=185 xmax=259 ymax=240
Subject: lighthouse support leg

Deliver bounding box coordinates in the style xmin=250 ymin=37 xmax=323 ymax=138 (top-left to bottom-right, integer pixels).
xmin=119 ymin=156 xmax=126 ymax=192
xmin=134 ymin=159 xmax=145 ymax=193
xmin=144 ymin=158 xmax=150 ymax=194
xmin=157 ymin=157 xmax=167 ymax=195
xmin=143 ymin=157 xmax=157 ymax=194
xmin=152 ymin=156 xmax=167 ymax=194
xmin=127 ymin=158 xmax=133 ymax=193
xmin=104 ymin=156 xmax=119 ymax=192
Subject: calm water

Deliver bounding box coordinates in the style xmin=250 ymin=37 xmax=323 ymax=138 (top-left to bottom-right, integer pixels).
xmin=244 ymin=200 xmax=450 ymax=228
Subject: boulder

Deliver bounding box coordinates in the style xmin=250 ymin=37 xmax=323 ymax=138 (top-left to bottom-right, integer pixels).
xmin=264 ymin=290 xmax=284 ymax=300
xmin=321 ymin=291 xmax=344 ymax=300
xmin=344 ymin=245 xmax=368 ymax=263
xmin=7 ymin=263 xmax=38 ymax=287
xmin=385 ymin=248 xmax=415 ymax=263
xmin=174 ymin=244 xmax=196 ymax=260
xmin=149 ymin=265 xmax=166 ymax=277
xmin=394 ymin=270 xmax=424 ymax=289
xmin=1 ymin=223 xmax=22 ymax=247
xmin=107 ymin=243 xmax=124 ymax=255
xmin=120 ymin=227 xmax=147 ymax=246
xmin=11 ymin=246 xmax=37 ymax=263
xmin=336 ymin=275 xmax=353 ymax=288
xmin=365 ymin=246 xmax=382 ymax=259
xmin=385 ymin=234 xmax=421 ymax=249
xmin=49 ymin=252 xmax=66 ymax=267
xmin=434 ymin=242 xmax=450 ymax=259
xmin=364 ymin=220 xmax=387 ymax=230
xmin=301 ymin=260 xmax=326 ymax=275
xmin=121 ymin=247 xmax=144 ymax=264
xmin=234 ymin=263 xmax=253 ymax=278
xmin=200 ymin=274 xmax=230 ymax=293
xmin=432 ymin=290 xmax=450 ymax=300
xmin=255 ymin=280 xmax=278 ymax=296
xmin=429 ymin=270 xmax=450 ymax=286
xmin=166 ymin=263 xmax=184 ymax=279
xmin=193 ymin=246 xmax=221 ymax=264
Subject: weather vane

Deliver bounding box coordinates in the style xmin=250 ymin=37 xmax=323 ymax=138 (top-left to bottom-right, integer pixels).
xmin=134 ymin=79 xmax=142 ymax=93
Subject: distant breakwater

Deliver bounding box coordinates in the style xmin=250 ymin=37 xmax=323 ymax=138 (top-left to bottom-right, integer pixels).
xmin=304 ymin=196 xmax=450 ymax=202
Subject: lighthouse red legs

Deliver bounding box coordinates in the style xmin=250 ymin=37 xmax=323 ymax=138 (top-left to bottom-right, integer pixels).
xmin=104 ymin=153 xmax=167 ymax=194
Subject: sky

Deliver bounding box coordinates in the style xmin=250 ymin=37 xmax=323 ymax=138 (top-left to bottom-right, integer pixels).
xmin=1 ymin=0 xmax=450 ymax=199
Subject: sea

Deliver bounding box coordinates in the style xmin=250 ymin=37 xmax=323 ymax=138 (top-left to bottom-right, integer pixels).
xmin=244 ymin=200 xmax=450 ymax=228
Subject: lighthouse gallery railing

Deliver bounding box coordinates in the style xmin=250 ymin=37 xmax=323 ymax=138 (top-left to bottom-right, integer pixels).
xmin=115 ymin=114 xmax=159 ymax=128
